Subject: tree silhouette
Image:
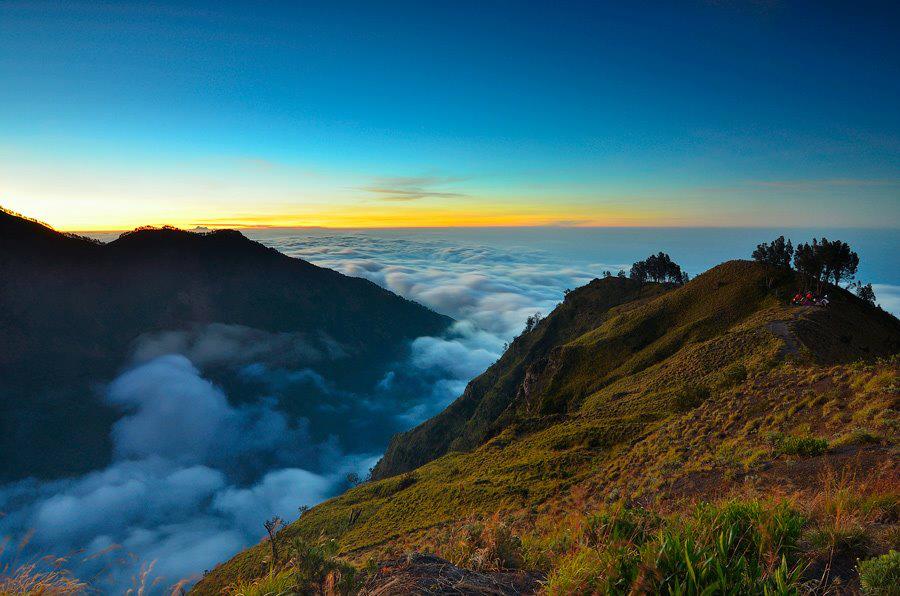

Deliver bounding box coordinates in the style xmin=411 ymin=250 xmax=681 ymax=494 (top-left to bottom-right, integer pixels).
xmin=855 ymin=282 xmax=876 ymax=306
xmin=752 ymin=236 xmax=793 ymax=288
xmin=794 ymin=238 xmax=859 ymax=293
xmin=630 ymin=252 xmax=686 ymax=285
xmin=820 ymin=238 xmax=859 ymax=286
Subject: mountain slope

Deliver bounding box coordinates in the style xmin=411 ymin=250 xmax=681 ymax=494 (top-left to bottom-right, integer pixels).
xmin=195 ymin=260 xmax=899 ymax=594
xmin=375 ymin=260 xmax=899 ymax=479
xmin=0 ymin=208 xmax=452 ymax=481
xmin=372 ymin=276 xmax=672 ymax=479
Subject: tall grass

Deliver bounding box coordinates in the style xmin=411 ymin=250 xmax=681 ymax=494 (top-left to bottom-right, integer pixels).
xmin=0 ymin=562 xmax=88 ymax=595
xmin=225 ymin=537 xmax=359 ymax=596
xmin=0 ymin=533 xmax=88 ymax=595
xmin=541 ymin=500 xmax=806 ymax=595
xmin=224 ymin=568 xmax=298 ymax=596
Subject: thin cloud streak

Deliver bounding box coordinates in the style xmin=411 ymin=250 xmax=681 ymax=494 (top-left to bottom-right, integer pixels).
xmin=357 ymin=175 xmax=469 ymax=201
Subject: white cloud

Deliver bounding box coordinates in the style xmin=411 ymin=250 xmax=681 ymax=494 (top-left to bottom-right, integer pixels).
xmin=872 ymin=284 xmax=900 ymax=316
xmin=107 ymin=356 xmax=233 ymax=463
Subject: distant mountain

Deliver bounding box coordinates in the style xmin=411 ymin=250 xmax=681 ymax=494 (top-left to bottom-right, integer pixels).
xmin=196 ymin=259 xmax=900 ymax=594
xmin=0 ymin=208 xmax=451 ymax=481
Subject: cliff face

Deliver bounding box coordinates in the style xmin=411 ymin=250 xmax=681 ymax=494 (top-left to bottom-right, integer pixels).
xmin=0 ymin=209 xmax=452 ymax=481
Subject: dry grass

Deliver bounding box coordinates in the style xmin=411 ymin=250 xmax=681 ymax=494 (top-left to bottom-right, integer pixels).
xmin=0 ymin=563 xmax=88 ymax=595
xmin=0 ymin=533 xmax=88 ymax=595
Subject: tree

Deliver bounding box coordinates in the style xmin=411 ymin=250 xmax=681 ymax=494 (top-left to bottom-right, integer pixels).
xmin=752 ymin=236 xmax=793 ymax=288
xmin=629 ymin=260 xmax=649 ymax=283
xmin=264 ymin=516 xmax=284 ymax=564
xmin=793 ymin=240 xmax=823 ymax=290
xmin=346 ymin=472 xmax=361 ymax=486
xmin=616 ymin=270 xmax=626 ymax=278
xmin=794 ymin=238 xmax=859 ymax=293
xmin=602 ymin=270 xmax=612 ymax=278
xmin=522 ymin=312 xmax=543 ymax=334
xmin=630 ymin=252 xmax=686 ymax=285
xmin=820 ymin=238 xmax=858 ymax=286
xmin=855 ymin=282 xmax=876 ymax=306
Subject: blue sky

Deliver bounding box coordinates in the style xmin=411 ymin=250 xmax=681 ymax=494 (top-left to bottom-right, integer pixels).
xmin=1 ymin=0 xmax=898 ymax=228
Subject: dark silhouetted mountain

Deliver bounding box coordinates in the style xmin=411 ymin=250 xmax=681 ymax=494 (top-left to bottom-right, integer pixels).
xmin=0 ymin=208 xmax=451 ymax=481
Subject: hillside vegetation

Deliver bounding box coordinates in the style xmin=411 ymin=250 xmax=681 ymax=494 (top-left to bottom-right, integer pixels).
xmin=196 ymin=260 xmax=899 ymax=594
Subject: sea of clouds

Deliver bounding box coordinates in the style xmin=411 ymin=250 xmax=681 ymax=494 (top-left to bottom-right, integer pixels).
xmin=0 ymin=233 xmax=616 ymax=593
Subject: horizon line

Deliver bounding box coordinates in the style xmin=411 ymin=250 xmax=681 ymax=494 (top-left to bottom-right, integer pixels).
xmin=69 ymin=223 xmax=900 ymax=234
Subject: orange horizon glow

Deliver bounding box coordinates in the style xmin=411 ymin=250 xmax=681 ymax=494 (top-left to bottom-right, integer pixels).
xmin=9 ymin=205 xmax=893 ymax=234
xmin=5 ymin=198 xmax=688 ymax=232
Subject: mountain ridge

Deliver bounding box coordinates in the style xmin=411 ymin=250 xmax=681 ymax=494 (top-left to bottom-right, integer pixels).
xmin=373 ymin=259 xmax=900 ymax=480
xmin=195 ymin=258 xmax=899 ymax=594
xmin=0 ymin=208 xmax=452 ymax=481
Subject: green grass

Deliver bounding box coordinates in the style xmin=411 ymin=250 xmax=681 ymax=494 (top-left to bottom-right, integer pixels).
xmin=831 ymin=427 xmax=882 ymax=449
xmin=858 ymin=550 xmax=900 ymax=596
xmin=541 ymin=501 xmax=806 ymax=595
xmin=224 ymin=568 xmax=298 ymax=596
xmin=769 ymin=433 xmax=829 ymax=457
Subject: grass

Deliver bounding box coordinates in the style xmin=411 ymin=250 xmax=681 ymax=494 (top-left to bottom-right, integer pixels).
xmin=538 ymin=500 xmax=806 ymax=595
xmin=224 ymin=568 xmax=298 ymax=596
xmin=224 ymin=536 xmax=359 ymax=596
xmin=831 ymin=427 xmax=882 ymax=449
xmin=442 ymin=513 xmax=525 ymax=571
xmin=858 ymin=550 xmax=899 ymax=596
xmin=0 ymin=534 xmax=88 ymax=596
xmin=199 ymin=357 xmax=898 ymax=593
xmin=0 ymin=563 xmax=87 ymax=595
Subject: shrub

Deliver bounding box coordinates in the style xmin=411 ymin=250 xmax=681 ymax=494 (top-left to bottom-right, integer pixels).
xmin=718 ymin=363 xmax=748 ymax=389
xmin=291 ymin=537 xmax=338 ymax=587
xmin=858 ymin=550 xmax=900 ymax=595
xmin=673 ymin=384 xmax=711 ymax=411
xmin=445 ymin=514 xmax=525 ymax=571
xmin=769 ymin=433 xmax=829 ymax=457
xmin=397 ymin=472 xmax=418 ymax=491
xmin=229 ymin=536 xmax=359 ymax=596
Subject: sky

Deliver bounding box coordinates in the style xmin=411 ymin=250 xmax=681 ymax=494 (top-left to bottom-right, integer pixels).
xmin=1 ymin=0 xmax=899 ymax=230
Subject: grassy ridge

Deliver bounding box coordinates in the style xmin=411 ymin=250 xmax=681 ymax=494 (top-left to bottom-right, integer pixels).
xmin=194 ymin=260 xmax=899 ymax=594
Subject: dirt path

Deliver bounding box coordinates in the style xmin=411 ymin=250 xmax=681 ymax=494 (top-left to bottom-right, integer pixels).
xmin=767 ymin=319 xmax=801 ymax=357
